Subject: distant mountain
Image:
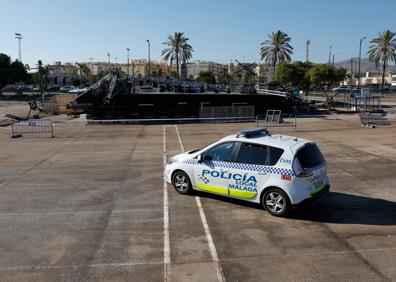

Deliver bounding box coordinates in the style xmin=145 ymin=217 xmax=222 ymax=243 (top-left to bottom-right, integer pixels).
xmin=334 ymin=57 xmax=396 ymax=73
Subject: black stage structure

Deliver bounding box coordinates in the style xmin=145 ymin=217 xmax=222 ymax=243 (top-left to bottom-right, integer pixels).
xmin=71 ymin=73 xmax=305 ymax=120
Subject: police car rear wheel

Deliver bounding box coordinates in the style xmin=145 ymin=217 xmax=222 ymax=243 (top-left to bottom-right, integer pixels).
xmin=263 ymin=189 xmax=290 ymax=217
xmin=172 ymin=171 xmax=192 ymax=194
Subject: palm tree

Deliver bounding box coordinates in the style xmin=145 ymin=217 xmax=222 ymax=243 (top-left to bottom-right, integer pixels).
xmin=162 ymin=32 xmax=193 ymax=79
xmin=75 ymin=63 xmax=91 ymax=86
xmin=181 ymin=42 xmax=193 ymax=79
xmin=368 ymin=30 xmax=396 ymax=92
xmin=260 ymin=30 xmax=293 ymax=74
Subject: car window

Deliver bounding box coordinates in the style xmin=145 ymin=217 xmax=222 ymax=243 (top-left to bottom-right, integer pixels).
xmin=235 ymin=143 xmax=284 ymax=166
xmin=296 ymin=143 xmax=325 ymax=169
xmin=268 ymin=146 xmax=284 ymax=165
xmin=204 ymin=142 xmax=236 ymax=162
xmin=236 ymin=143 xmax=268 ymax=165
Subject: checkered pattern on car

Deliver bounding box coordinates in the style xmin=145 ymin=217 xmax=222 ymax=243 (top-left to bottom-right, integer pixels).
xmin=198 ymin=175 xmax=210 ymax=184
xmin=183 ymin=159 xmax=294 ymax=176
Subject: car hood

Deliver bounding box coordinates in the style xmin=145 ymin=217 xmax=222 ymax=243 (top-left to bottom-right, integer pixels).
xmin=170 ymin=150 xmax=199 ymax=162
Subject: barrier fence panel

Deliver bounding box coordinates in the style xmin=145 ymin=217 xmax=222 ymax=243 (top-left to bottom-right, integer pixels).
xmin=265 ymin=110 xmax=282 ymax=123
xmin=199 ymin=106 xmax=255 ymax=120
xmin=12 ymin=119 xmax=54 ymax=137
xmin=256 ymin=110 xmax=297 ymax=130
xmin=360 ymin=112 xmax=396 ymax=126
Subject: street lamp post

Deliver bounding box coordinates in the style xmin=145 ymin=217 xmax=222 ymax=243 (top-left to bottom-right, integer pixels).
xmin=328 ymin=45 xmax=333 ymax=65
xmin=15 ymin=33 xmax=22 ymax=62
xmin=126 ymin=48 xmax=130 ymax=78
xmin=305 ymin=39 xmax=310 ymax=62
xmin=147 ymin=40 xmax=151 ymax=80
xmin=358 ymin=36 xmax=366 ymax=91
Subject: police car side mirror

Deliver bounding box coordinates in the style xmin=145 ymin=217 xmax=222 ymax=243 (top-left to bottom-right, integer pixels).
xmin=197 ymin=154 xmax=203 ymax=163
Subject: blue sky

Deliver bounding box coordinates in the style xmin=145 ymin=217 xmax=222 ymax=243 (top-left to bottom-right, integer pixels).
xmin=1 ymin=0 xmax=395 ymax=67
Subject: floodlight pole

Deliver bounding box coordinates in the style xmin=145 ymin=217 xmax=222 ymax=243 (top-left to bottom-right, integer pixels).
xmin=126 ymin=48 xmax=130 ymax=78
xmin=147 ymin=40 xmax=151 ymax=80
xmin=305 ymin=40 xmax=310 ymax=62
xmin=15 ymin=33 xmax=22 ymax=62
xmin=358 ymin=36 xmax=366 ymax=91
xmin=328 ymin=45 xmax=333 ymax=65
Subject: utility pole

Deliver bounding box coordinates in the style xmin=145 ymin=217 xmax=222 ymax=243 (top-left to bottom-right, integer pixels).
xmin=146 ymin=40 xmax=151 ymax=80
xmin=332 ymin=54 xmax=335 ymax=65
xmin=358 ymin=36 xmax=366 ymax=91
xmin=107 ymin=52 xmax=110 ymax=64
xmin=305 ymin=39 xmax=311 ymax=62
xmin=15 ymin=33 xmax=22 ymax=62
xmin=328 ymin=45 xmax=333 ymax=64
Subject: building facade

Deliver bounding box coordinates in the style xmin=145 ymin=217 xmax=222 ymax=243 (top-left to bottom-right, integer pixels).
xmin=85 ymin=62 xmax=121 ymax=75
xmin=84 ymin=60 xmax=174 ymax=79
xmin=342 ymin=71 xmax=393 ymax=86
xmin=186 ymin=61 xmax=228 ymax=80
xmin=131 ymin=59 xmax=174 ymax=78
xmin=47 ymin=62 xmax=77 ymax=86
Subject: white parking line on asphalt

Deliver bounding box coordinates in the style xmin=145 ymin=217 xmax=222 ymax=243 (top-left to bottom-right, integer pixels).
xmin=3 ymin=246 xmax=396 ymax=272
xmin=195 ymin=196 xmax=225 ymax=281
xmin=174 ymin=124 xmax=184 ymax=151
xmin=174 ymin=125 xmax=225 ymax=282
xmin=163 ymin=125 xmax=170 ymax=281
xmin=0 ymin=260 xmax=164 ymax=271
xmin=0 ymin=209 xmax=162 ymax=217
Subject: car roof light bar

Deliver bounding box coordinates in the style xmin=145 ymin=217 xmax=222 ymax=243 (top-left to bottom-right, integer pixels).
xmin=236 ymin=127 xmax=270 ymax=138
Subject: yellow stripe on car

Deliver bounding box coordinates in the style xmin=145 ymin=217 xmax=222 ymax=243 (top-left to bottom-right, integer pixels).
xmin=195 ymin=183 xmax=228 ymax=195
xmin=229 ymin=189 xmax=257 ymax=199
xmin=310 ymin=183 xmax=326 ymax=196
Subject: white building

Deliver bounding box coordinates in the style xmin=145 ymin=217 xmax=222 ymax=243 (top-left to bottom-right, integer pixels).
xmin=186 ymin=61 xmax=228 ymax=80
xmin=47 ymin=62 xmax=77 ymax=86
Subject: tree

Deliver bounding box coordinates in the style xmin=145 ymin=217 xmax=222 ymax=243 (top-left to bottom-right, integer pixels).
xmin=0 ymin=53 xmax=29 ymax=93
xmin=71 ymin=77 xmax=81 ymax=87
xmin=181 ymin=43 xmax=193 ymax=80
xmin=197 ymin=71 xmax=216 ymax=84
xmin=162 ymin=32 xmax=194 ymax=80
xmin=32 ymin=60 xmax=49 ymax=102
xmin=260 ymin=30 xmax=293 ymax=75
xmin=10 ymin=60 xmax=29 ymax=84
xmin=75 ymin=63 xmax=91 ymax=86
xmin=308 ymin=64 xmax=347 ymax=99
xmin=368 ymin=30 xmax=396 ymax=92
xmin=274 ymin=61 xmax=312 ymax=93
xmin=217 ymin=69 xmax=232 ymax=85
xmin=0 ymin=54 xmax=13 ymax=91
xmin=92 ymin=71 xmax=107 ymax=82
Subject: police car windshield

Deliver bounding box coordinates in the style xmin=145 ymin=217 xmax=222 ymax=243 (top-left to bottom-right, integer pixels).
xmin=296 ymin=143 xmax=325 ymax=169
xmin=189 ymin=140 xmax=219 ymax=154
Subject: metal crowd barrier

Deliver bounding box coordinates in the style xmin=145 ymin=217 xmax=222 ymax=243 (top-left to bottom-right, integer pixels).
xmin=256 ymin=110 xmax=297 ymax=130
xmin=11 ymin=119 xmax=54 ymax=138
xmin=360 ymin=112 xmax=393 ymax=126
xmin=199 ymin=105 xmax=255 ymax=120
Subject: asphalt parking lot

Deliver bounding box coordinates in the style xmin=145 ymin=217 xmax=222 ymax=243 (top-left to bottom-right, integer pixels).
xmin=1 ymin=116 xmax=396 ymax=281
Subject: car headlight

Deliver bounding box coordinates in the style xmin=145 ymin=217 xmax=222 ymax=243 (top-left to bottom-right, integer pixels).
xmin=167 ymin=158 xmax=178 ymax=165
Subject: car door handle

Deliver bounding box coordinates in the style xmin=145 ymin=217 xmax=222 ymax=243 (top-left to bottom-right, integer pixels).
xmin=258 ymin=172 xmax=267 ymax=175
xmin=220 ymin=169 xmax=228 ymax=173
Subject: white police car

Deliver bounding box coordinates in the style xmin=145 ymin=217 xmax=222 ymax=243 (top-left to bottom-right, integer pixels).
xmin=165 ymin=128 xmax=329 ymax=217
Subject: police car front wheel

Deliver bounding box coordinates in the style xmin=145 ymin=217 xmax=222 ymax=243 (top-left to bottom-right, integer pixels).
xmin=172 ymin=171 xmax=192 ymax=194
xmin=262 ymin=189 xmax=291 ymax=217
